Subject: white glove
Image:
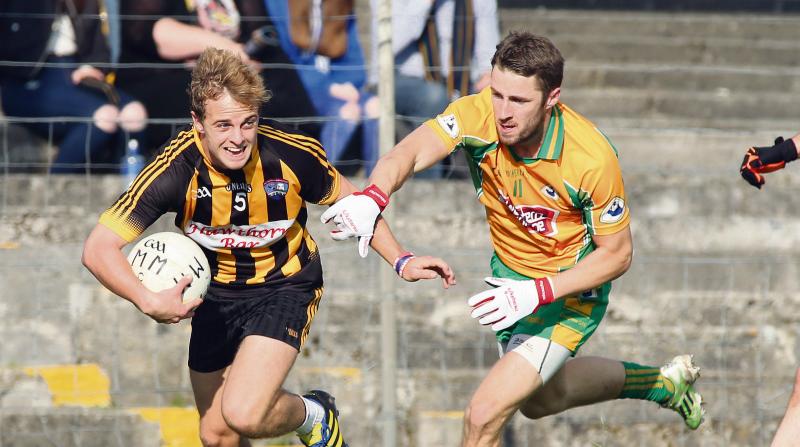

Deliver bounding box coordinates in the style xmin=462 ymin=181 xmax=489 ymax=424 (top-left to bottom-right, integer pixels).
xmin=468 ymin=277 xmax=555 ymax=331
xmin=320 ymin=185 xmax=388 ymax=258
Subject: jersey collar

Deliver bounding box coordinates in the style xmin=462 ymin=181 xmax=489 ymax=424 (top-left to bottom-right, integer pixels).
xmin=508 ymin=104 xmax=564 ymax=163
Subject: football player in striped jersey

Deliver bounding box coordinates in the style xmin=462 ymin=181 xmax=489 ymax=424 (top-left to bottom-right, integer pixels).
xmin=82 ymin=47 xmax=454 ymax=447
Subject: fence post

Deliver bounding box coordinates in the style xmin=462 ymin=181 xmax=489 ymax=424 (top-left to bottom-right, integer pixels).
xmin=376 ymin=0 xmax=397 ymax=446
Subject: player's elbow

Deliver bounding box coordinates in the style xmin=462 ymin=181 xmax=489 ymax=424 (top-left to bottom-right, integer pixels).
xmin=615 ymin=244 xmax=633 ymax=276
xmin=81 ymin=237 xmax=98 ymax=272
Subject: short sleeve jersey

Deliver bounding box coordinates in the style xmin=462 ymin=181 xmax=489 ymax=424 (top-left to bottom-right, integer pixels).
xmin=99 ymin=120 xmax=341 ymax=290
xmin=425 ymin=88 xmax=630 ymax=278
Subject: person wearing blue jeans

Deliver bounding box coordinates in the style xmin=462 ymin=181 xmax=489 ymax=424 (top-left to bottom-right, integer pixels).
xmin=266 ymin=0 xmax=379 ymax=176
xmin=0 ymin=0 xmax=147 ymax=174
xmin=1 ymin=57 xmax=146 ymax=173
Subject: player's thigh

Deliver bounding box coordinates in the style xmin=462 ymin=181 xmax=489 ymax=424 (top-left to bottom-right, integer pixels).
xmin=224 ymin=335 xmax=299 ymax=403
xmin=468 ymin=350 xmax=543 ymax=424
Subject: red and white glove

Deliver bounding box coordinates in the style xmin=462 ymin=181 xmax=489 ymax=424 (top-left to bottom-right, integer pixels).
xmin=468 ymin=277 xmax=555 ymax=331
xmin=320 ymin=184 xmax=389 ymax=258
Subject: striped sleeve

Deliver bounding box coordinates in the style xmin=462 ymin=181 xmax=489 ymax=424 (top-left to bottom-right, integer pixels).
xmin=99 ymin=131 xmax=196 ymax=242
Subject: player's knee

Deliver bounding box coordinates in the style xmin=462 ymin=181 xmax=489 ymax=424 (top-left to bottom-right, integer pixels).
xmin=222 ymin=408 xmax=265 ymax=438
xmin=92 ymin=104 xmax=119 ymax=133
xmin=463 ymin=399 xmax=502 ymax=434
xmin=198 ymin=423 xmax=238 ymax=447
xmin=119 ymin=101 xmax=148 ymax=132
xmin=198 ymin=415 xmax=240 ymax=447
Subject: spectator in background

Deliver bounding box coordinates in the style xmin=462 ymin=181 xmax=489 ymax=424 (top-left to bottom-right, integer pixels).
xmin=267 ymin=0 xmax=379 ymax=176
xmin=116 ymin=0 xmax=318 ymax=155
xmin=0 ymin=0 xmax=147 ymax=174
xmin=369 ymin=0 xmax=499 ymax=179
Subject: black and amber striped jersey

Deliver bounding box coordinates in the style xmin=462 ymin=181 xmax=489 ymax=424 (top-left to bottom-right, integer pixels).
xmin=99 ymin=120 xmax=341 ymax=290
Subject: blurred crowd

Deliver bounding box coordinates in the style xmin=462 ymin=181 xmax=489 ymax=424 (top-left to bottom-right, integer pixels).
xmin=0 ymin=0 xmax=498 ymax=176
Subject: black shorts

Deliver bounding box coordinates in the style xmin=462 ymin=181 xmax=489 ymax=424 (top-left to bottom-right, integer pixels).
xmin=188 ymin=285 xmax=323 ymax=373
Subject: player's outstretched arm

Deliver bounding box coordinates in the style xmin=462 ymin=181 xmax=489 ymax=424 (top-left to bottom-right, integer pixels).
xmin=320 ymin=124 xmax=452 ymax=257
xmin=82 ymin=224 xmax=201 ymax=323
xmin=368 ymin=124 xmax=451 ymax=196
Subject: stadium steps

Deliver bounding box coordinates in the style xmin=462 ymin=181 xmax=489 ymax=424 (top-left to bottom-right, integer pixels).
xmin=498 ymin=9 xmax=800 ymax=41
xmin=1 ymin=363 xmax=202 ymax=446
xmin=22 ymin=364 xmax=111 ymax=408
xmin=560 ymin=87 xmax=800 ymax=123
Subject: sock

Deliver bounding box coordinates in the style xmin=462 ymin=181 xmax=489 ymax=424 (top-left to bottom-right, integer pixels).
xmin=296 ymin=396 xmax=325 ymax=436
xmin=618 ymin=361 xmax=674 ymax=404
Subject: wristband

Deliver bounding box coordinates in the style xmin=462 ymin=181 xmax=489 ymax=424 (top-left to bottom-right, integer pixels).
xmin=393 ymin=252 xmax=415 ymax=278
xmin=534 ymin=277 xmax=555 ymax=305
xmin=775 ymin=137 xmax=798 ymax=163
xmin=359 ymin=184 xmax=389 ymax=211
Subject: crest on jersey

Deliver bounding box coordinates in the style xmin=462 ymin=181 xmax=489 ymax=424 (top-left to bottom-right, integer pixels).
xmin=436 ymin=114 xmax=459 ymax=139
xmin=263 ymin=179 xmax=289 ymax=200
xmin=600 ymin=197 xmax=626 ymax=223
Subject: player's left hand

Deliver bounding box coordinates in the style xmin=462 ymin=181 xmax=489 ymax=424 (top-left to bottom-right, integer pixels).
xmin=399 ymin=256 xmax=457 ymax=289
xmin=468 ymin=277 xmax=555 ymax=331
xmin=740 ymin=137 xmax=798 ymax=189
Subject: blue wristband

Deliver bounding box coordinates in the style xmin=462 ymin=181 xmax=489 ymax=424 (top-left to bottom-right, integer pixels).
xmin=393 ymin=252 xmax=415 ymax=277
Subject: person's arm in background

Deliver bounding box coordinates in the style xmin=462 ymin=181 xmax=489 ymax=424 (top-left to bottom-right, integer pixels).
xmin=120 ymin=0 xmax=250 ymax=62
xmin=471 ymin=0 xmax=500 ymax=92
xmin=151 ymin=18 xmax=250 ymax=61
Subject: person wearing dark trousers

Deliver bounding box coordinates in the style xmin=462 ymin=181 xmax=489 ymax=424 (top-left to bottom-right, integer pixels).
xmin=0 ymin=0 xmax=147 ymax=173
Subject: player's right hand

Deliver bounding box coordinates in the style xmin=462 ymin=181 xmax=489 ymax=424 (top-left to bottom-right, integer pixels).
xmin=740 ymin=137 xmax=797 ymax=189
xmin=321 ymin=184 xmax=389 ymax=258
xmin=140 ymin=276 xmax=203 ymax=324
xmin=468 ymin=277 xmax=555 ymax=331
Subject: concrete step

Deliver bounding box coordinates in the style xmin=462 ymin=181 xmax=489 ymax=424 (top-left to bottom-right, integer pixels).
xmin=0 ymin=408 xmax=162 ymax=447
xmin=552 ymin=34 xmax=800 ymax=67
xmin=565 ymin=62 xmax=800 ymax=94
xmin=561 ymin=88 xmax=800 ymax=122
xmin=499 ymin=9 xmax=800 ymax=42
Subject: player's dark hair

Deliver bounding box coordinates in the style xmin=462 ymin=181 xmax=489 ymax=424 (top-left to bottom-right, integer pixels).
xmin=491 ymin=31 xmax=564 ymax=94
xmin=189 ymin=47 xmax=271 ymax=120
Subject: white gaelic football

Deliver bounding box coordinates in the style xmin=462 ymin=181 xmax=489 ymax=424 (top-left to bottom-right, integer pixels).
xmin=127 ymin=232 xmax=211 ymax=302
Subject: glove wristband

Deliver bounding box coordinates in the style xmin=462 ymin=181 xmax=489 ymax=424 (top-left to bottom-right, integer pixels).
xmin=393 ymin=252 xmax=415 ymax=278
xmin=776 ymin=138 xmax=798 ymax=163
xmin=534 ymin=277 xmax=555 ymax=305
xmin=356 ymin=184 xmax=389 ymax=211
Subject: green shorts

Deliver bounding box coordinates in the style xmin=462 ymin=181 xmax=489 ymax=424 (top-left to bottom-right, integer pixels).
xmin=491 ymin=254 xmax=609 ymax=354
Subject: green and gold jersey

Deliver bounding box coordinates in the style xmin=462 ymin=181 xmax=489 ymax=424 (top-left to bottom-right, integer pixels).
xmin=100 ymin=120 xmax=340 ymax=290
xmin=426 ymin=88 xmax=630 ymax=279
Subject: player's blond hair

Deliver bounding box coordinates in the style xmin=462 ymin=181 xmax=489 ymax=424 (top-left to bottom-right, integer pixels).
xmin=189 ymin=47 xmax=271 ymax=119
xmin=491 ymin=31 xmax=564 ymax=94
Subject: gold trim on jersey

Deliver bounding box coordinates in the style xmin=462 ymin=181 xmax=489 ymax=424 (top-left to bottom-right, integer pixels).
xmin=101 ymin=131 xmax=195 ymax=241
xmin=300 ymin=287 xmax=323 ymax=346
